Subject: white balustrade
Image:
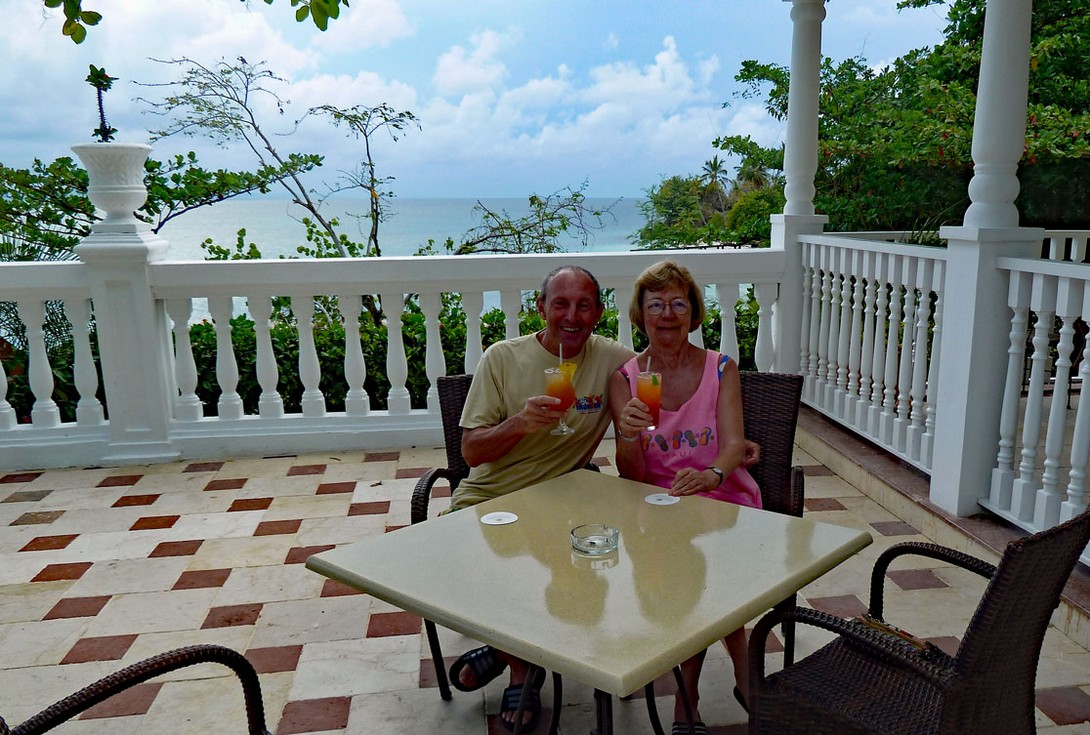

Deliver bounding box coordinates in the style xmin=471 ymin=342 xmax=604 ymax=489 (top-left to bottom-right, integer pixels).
xmin=64 ymin=297 xmax=105 ymax=426
xmin=19 ymin=300 xmax=60 ymax=428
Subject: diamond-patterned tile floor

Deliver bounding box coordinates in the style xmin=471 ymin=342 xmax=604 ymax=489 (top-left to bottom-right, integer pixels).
xmin=2 ymin=441 xmax=1090 ymax=734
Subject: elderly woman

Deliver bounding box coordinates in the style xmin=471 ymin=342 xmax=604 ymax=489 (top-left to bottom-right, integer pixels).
xmin=610 ymin=260 xmax=759 ymax=734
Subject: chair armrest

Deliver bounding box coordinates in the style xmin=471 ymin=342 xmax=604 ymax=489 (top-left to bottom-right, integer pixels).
xmin=748 ymin=606 xmax=954 ymax=701
xmin=411 ymin=468 xmax=461 ymax=525
xmin=787 ymin=465 xmax=804 ymax=518
xmin=9 ymin=645 xmax=269 ymax=735
xmin=869 ymin=541 xmax=997 ymax=619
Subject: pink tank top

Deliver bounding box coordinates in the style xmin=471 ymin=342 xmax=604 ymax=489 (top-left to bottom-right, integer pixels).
xmin=624 ymin=351 xmax=761 ymax=508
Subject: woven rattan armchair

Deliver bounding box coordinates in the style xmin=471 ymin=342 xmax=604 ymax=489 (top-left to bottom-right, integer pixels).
xmin=0 ymin=644 xmax=269 ymax=735
xmin=747 ymin=508 xmax=1090 ymax=735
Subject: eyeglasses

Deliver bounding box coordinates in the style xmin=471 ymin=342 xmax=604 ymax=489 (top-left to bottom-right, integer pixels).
xmin=645 ymin=298 xmax=691 ymax=315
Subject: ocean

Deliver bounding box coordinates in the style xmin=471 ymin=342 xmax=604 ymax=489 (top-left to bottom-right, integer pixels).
xmin=157 ymin=196 xmax=646 ymax=260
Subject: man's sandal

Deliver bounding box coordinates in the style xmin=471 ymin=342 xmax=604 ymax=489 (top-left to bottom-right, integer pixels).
xmin=449 ymin=645 xmax=508 ymax=692
xmin=500 ymin=681 xmax=542 ymax=733
xmin=670 ymin=722 xmax=707 ymax=735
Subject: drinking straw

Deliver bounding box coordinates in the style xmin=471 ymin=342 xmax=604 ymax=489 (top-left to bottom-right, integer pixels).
xmin=559 ymin=342 xmax=564 ymax=366
xmin=646 ymin=354 xmax=651 ymax=374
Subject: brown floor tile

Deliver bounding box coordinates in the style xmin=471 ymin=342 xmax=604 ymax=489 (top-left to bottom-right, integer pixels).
xmin=112 ymin=494 xmax=160 ymax=507
xmin=61 ymin=634 xmax=138 ymax=664
xmin=363 ymin=451 xmax=399 ymax=462
xmin=20 ymin=534 xmax=78 ymax=552
xmin=173 ymin=568 xmax=232 ymax=590
xmin=386 ymin=524 xmax=408 ymax=533
xmin=366 ymin=610 xmax=421 ymax=637
xmin=229 ymin=497 xmax=273 ymax=512
xmin=804 ymin=497 xmax=846 ymax=512
xmin=1036 ymin=685 xmax=1090 ymax=725
xmin=347 ymin=501 xmax=390 ymax=516
xmin=321 ymin=579 xmax=363 ymax=597
xmin=149 ymin=539 xmax=204 ymax=557
xmin=202 ymin=603 xmax=263 ymax=629
xmin=97 ymin=475 xmax=143 ymax=488
xmin=870 ymin=520 xmax=920 ymax=537
xmin=419 ymin=655 xmax=459 ymax=690
xmin=802 ymin=465 xmax=836 ymax=476
xmin=285 ymin=545 xmax=335 ymax=564
xmin=205 ymin=477 xmax=248 ymax=491
xmin=80 ymin=682 xmax=162 ymax=719
xmin=807 ymin=594 xmax=868 ymax=618
xmin=286 ymin=464 xmax=326 ymax=476
xmin=10 ymin=510 xmax=65 ymax=525
xmin=432 ymin=485 xmax=452 ymax=498
xmin=44 ymin=595 xmax=111 ymax=620
xmin=316 ymin=481 xmax=356 ymax=495
xmin=184 ymin=461 xmax=225 ymax=473
xmin=33 ymin=561 xmax=93 ymax=582
xmin=395 ymin=467 xmax=428 ymax=479
xmin=1 ymin=471 xmax=43 ymax=483
xmin=2 ymin=489 xmax=53 ymax=503
xmin=130 ymin=515 xmax=180 ymax=531
xmin=255 ymin=519 xmax=303 ymax=536
xmin=887 ymin=568 xmax=949 ymax=591
xmin=276 ymin=696 xmax=351 ymax=735
xmin=246 ymin=645 xmax=303 ymax=674
xmin=593 ymin=456 xmax=612 ymax=467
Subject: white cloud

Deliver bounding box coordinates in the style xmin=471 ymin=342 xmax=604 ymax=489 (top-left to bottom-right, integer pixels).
xmin=583 ymin=37 xmax=704 ymax=109
xmin=318 ymin=0 xmax=413 ymax=51
xmin=433 ymin=29 xmax=511 ymax=97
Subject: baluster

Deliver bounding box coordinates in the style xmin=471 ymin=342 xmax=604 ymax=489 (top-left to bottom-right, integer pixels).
xmin=64 ymin=298 xmax=104 ymax=425
xmin=715 ymin=282 xmax=740 ymax=360
xmin=500 ymin=288 xmax=521 ymax=341
xmin=463 ymin=291 xmax=485 ymax=373
xmin=615 ymin=283 xmax=635 ymax=349
xmin=816 ymin=248 xmax=834 ymax=410
xmin=0 ymin=345 xmax=15 ymax=429
xmin=209 ymin=296 xmax=243 ymax=421
xmin=990 ymin=273 xmax=1033 ymax=512
xmin=338 ymin=294 xmax=369 ymax=417
xmin=805 ymin=244 xmax=822 ymax=402
xmin=249 ymin=296 xmax=285 ymax=419
xmin=823 ymin=255 xmax=842 ymax=409
xmin=846 ymin=249 xmax=865 ymax=424
xmin=1060 ymin=283 xmax=1090 ymax=520
xmin=906 ymin=259 xmax=934 ymax=460
xmin=880 ymin=256 xmax=903 ymax=445
xmin=166 ymin=299 xmax=202 ymax=421
xmin=381 ymin=291 xmax=411 ymax=414
xmin=1036 ymin=278 xmax=1082 ymax=529
xmin=290 ymin=294 xmax=326 ymax=418
xmin=1011 ymin=274 xmax=1057 ymax=524
xmin=18 ymin=300 xmax=60 ymax=427
xmin=754 ymin=283 xmax=775 ymax=372
xmin=920 ymin=260 xmax=944 ymax=470
xmin=420 ymin=291 xmax=446 ymax=413
xmin=857 ymin=250 xmax=878 ymax=430
xmin=892 ymin=258 xmax=919 ymax=452
xmin=834 ymin=249 xmax=854 ymax=417
xmin=798 ymin=243 xmax=814 ymax=382
xmin=868 ymin=253 xmax=891 ymax=435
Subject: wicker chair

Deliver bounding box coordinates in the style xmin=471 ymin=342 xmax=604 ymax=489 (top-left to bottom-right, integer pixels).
xmin=643 ymin=371 xmax=804 ymax=732
xmin=747 ymin=508 xmax=1090 ymax=735
xmin=0 ymin=644 xmax=269 ymax=735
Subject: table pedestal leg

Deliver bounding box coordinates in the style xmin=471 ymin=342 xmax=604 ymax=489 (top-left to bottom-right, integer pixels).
xmin=593 ymin=688 xmax=613 ymax=735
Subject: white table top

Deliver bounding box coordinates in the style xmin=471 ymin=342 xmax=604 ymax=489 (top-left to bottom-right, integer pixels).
xmin=306 ymin=469 xmax=872 ymax=695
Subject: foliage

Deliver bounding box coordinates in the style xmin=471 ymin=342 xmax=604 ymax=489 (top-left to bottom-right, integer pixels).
xmin=43 ymin=0 xmax=347 ymax=44
xmin=439 ymin=183 xmax=619 ymax=255
xmin=717 ymin=0 xmax=1090 ymax=231
xmin=632 ymin=175 xmax=731 ymax=249
xmin=725 ymin=188 xmax=785 ymax=246
xmin=85 ymin=64 xmax=116 ymax=142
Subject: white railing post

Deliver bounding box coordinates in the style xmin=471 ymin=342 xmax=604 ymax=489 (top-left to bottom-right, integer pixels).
xmin=381 ymin=292 xmax=412 ymax=414
xmin=1060 ymin=284 xmax=1090 ymax=521
xmin=64 ymin=298 xmax=105 ymax=426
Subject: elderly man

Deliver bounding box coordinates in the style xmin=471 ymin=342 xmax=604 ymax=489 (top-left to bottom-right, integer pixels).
xmin=447 ymin=265 xmax=633 ymax=731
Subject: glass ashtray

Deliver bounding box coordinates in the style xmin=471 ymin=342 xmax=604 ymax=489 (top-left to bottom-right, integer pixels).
xmin=570 ymin=523 xmax=619 ymax=555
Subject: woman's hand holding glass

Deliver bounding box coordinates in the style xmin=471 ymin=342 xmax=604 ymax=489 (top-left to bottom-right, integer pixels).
xmin=618 ymin=395 xmax=656 ymax=437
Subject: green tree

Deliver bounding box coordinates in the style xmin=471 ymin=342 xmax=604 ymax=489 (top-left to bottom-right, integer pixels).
xmin=632 ymin=174 xmax=731 ymax=249
xmin=43 ymin=0 xmax=348 ymax=44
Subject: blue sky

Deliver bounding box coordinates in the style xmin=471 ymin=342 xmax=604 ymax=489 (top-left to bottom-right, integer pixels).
xmin=0 ymin=0 xmax=951 ymax=198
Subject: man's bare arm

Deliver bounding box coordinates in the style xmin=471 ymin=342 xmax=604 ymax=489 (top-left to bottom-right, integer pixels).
xmin=461 ymin=394 xmax=562 ymax=466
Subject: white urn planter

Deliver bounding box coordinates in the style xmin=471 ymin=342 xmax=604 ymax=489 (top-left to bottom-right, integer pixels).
xmin=71 ymin=142 xmax=152 ymax=231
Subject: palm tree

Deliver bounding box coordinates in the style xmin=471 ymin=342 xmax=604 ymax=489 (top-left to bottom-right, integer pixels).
xmin=700 ymin=155 xmax=729 ymax=209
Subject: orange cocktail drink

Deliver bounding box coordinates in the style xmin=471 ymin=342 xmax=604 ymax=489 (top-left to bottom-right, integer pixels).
xmin=636 ymin=371 xmax=661 ymax=430
xmin=545 ymin=367 xmax=576 ymax=411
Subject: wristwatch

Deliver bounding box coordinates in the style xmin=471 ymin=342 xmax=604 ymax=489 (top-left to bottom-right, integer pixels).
xmin=708 ymin=466 xmax=724 ymax=486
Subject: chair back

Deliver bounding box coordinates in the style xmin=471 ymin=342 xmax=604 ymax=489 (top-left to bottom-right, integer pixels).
xmin=738 ymin=371 xmax=804 ymax=518
xmin=436 ymin=374 xmax=474 ymax=492
xmin=947 ymin=510 xmax=1090 ymax=731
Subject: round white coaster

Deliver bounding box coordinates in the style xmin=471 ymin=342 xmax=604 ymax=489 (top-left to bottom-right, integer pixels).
xmin=645 ymin=493 xmax=680 ymax=506
xmin=480 ymin=511 xmax=519 ymax=525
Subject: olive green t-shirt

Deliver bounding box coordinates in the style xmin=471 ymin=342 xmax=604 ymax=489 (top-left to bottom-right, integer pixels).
xmin=450 ymin=333 xmax=634 ymax=509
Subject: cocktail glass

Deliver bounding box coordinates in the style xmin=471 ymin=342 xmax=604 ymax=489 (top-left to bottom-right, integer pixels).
xmin=636 ymin=371 xmax=662 ymax=431
xmin=545 ymin=366 xmax=576 ymax=436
